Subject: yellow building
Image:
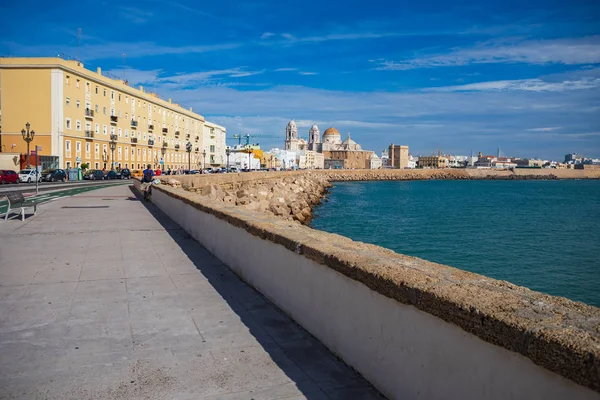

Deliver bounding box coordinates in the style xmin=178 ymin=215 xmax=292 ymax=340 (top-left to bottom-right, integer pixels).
xmin=388 ymin=144 xmax=409 ymax=169
xmin=0 ymin=57 xmax=214 ymax=171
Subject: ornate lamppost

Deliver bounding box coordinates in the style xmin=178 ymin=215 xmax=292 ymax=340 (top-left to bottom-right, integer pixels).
xmin=186 ymin=141 xmax=192 ymax=172
xmin=202 ymin=149 xmax=207 ymax=170
xmin=109 ymin=134 xmax=117 ymax=170
xmin=161 ymin=146 xmax=167 ymax=171
xmin=225 ymin=147 xmax=231 ymax=171
xmin=21 ymin=122 xmax=35 ymax=168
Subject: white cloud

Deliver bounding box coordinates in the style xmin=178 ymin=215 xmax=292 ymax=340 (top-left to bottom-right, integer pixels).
xmin=260 ymin=32 xmax=275 ymax=39
xmin=274 ymin=68 xmax=298 ymax=72
xmin=526 ymin=127 xmax=562 ymax=132
xmin=424 ymin=76 xmax=600 ymax=92
xmin=298 ymin=71 xmax=318 ymax=76
xmin=378 ymin=36 xmax=600 ymax=70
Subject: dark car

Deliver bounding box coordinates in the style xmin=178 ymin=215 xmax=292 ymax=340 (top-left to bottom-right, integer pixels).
xmin=42 ymin=169 xmax=67 ymax=182
xmin=120 ymin=168 xmax=131 ymax=179
xmin=106 ymin=170 xmax=119 ymax=180
xmin=0 ymin=170 xmax=19 ymax=184
xmin=84 ymin=170 xmax=105 ymax=180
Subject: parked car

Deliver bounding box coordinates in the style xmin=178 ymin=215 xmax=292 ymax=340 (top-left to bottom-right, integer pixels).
xmin=42 ymin=169 xmax=67 ymax=182
xmin=18 ymin=169 xmax=41 ymax=183
xmin=0 ymin=170 xmax=19 ymax=184
xmin=106 ymin=170 xmax=119 ymax=180
xmin=84 ymin=169 xmax=105 ymax=180
xmin=120 ymin=168 xmax=131 ymax=179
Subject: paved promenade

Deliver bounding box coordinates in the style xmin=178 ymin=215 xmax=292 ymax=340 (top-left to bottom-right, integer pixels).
xmin=0 ymin=185 xmax=383 ymax=400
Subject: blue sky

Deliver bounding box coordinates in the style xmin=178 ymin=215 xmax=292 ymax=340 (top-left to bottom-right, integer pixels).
xmin=1 ymin=0 xmax=599 ymax=159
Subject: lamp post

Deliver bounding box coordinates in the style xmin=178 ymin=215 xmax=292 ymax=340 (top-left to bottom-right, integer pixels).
xmin=161 ymin=146 xmax=166 ymax=171
xmin=109 ymin=134 xmax=117 ymax=170
xmin=225 ymin=147 xmax=231 ymax=171
xmin=185 ymin=141 xmax=192 ymax=172
xmin=21 ymin=122 xmax=35 ymax=168
xmin=202 ymin=149 xmax=207 ymax=170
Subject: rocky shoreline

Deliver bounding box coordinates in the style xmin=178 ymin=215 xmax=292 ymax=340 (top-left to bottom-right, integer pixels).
xmin=169 ymin=169 xmax=595 ymax=224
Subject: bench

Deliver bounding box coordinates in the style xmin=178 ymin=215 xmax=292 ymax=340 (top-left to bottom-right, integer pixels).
xmin=2 ymin=192 xmax=38 ymax=221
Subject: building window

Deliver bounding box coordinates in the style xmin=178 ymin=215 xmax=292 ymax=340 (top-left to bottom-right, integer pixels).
xmin=111 ymin=127 xmax=115 ymax=135
xmin=76 ymin=79 xmax=80 ymax=88
xmin=66 ymin=75 xmax=70 ymax=84
xmin=95 ymin=162 xmax=99 ymax=169
xmin=66 ymin=97 xmax=70 ymax=106
xmin=118 ymin=94 xmax=121 ymax=101
xmin=103 ymin=125 xmax=107 ymax=135
xmin=65 ymin=118 xmax=72 ymax=129
xmin=76 ymin=100 xmax=80 ymax=109
xmin=95 ymin=86 xmax=99 ymax=94
xmin=95 ymin=104 xmax=99 ymax=112
xmin=103 ymin=107 xmax=107 ymax=115
xmin=111 ymin=91 xmax=114 ymax=100
xmin=86 ymin=82 xmax=90 ymax=93
xmin=76 ymin=120 xmax=81 ymax=131
xmin=66 ymin=161 xmax=71 ymax=169
xmin=111 ymin=108 xmax=115 ymax=116
xmin=76 ymin=141 xmax=81 ymax=153
xmin=118 ymin=128 xmax=122 ymax=137
xmin=125 ymin=96 xmax=128 ymax=104
xmin=65 ymin=140 xmax=71 ymax=151
xmin=125 ymin=147 xmax=129 ymax=160
xmin=103 ymin=88 xmax=106 ymax=96
xmin=95 ymin=143 xmax=100 ymax=159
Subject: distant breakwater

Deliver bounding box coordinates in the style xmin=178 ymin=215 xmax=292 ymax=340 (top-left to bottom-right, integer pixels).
xmin=161 ymin=168 xmax=599 ymax=225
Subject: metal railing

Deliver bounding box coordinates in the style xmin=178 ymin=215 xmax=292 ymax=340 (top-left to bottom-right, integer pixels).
xmin=110 ymin=115 xmax=118 ymax=123
xmin=85 ymin=109 xmax=94 ymax=118
xmin=85 ymin=130 xmax=94 ymax=138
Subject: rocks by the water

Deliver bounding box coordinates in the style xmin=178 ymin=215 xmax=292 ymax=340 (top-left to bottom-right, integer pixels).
xmin=180 ymin=169 xmax=586 ymax=224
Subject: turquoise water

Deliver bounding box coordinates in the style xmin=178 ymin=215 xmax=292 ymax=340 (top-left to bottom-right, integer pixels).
xmin=311 ymin=180 xmax=600 ymax=307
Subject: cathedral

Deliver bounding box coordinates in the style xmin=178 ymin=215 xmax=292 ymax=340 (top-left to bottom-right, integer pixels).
xmin=284 ymin=120 xmax=376 ymax=169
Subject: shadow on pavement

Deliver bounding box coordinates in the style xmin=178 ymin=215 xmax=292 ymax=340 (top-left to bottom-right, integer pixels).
xmin=128 ymin=186 xmax=385 ymax=400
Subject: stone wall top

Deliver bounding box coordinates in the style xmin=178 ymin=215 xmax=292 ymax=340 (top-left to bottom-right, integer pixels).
xmin=147 ymin=173 xmax=600 ymax=393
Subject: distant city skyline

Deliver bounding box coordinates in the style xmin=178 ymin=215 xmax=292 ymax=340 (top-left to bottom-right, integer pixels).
xmin=1 ymin=0 xmax=599 ymax=159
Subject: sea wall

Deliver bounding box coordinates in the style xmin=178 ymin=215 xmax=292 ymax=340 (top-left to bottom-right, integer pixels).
xmin=159 ymin=168 xmax=600 ymax=224
xmin=135 ymin=178 xmax=600 ymax=400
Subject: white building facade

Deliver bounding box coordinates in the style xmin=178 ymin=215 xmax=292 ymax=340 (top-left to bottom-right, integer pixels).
xmin=202 ymin=121 xmax=227 ymax=167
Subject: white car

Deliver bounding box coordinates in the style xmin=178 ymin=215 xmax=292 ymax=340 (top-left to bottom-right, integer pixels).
xmin=18 ymin=169 xmax=42 ymax=183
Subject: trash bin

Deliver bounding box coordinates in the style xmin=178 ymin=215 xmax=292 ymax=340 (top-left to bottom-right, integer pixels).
xmin=77 ymin=168 xmax=83 ymax=180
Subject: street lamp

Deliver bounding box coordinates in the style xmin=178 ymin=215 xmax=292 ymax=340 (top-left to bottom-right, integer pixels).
xmin=225 ymin=146 xmax=231 ymax=171
xmin=186 ymin=141 xmax=192 ymax=172
xmin=21 ymin=122 xmax=35 ymax=168
xmin=161 ymin=146 xmax=166 ymax=171
xmin=109 ymin=134 xmax=117 ymax=170
xmin=202 ymin=149 xmax=207 ymax=169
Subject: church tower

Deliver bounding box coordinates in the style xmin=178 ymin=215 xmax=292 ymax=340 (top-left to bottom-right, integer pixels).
xmin=308 ymin=124 xmax=321 ymax=152
xmin=285 ymin=120 xmax=299 ymax=151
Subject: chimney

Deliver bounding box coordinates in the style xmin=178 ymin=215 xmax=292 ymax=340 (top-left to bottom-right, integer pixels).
xmin=97 ymin=67 xmax=102 ymax=75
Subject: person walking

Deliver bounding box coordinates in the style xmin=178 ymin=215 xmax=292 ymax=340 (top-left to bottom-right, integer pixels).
xmin=141 ymin=164 xmax=155 ymax=201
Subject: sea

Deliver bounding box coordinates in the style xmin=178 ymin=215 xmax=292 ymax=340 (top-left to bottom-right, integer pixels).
xmin=311 ymin=180 xmax=600 ymax=307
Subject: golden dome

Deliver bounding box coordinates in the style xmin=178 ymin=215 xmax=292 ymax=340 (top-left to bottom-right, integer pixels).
xmin=323 ymin=127 xmax=340 ymax=137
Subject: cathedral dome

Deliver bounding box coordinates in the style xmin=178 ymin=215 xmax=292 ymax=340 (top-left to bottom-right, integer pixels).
xmin=323 ymin=127 xmax=340 ymax=137
xmin=288 ymin=120 xmax=297 ymax=128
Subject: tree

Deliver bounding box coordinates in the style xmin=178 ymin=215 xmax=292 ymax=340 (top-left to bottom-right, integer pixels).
xmin=81 ymin=163 xmax=89 ymax=171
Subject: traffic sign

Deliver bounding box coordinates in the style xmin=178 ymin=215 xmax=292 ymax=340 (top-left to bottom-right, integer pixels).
xmin=36 ymin=145 xmax=42 ymax=151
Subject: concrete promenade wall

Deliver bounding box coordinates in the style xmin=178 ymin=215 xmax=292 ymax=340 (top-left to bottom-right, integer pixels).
xmin=134 ymin=179 xmax=600 ymax=400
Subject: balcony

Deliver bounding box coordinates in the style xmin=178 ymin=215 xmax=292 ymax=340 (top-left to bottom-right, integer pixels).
xmin=195 ymin=136 xmax=199 ymax=142
xmin=131 ymin=137 xmax=138 ymax=144
xmin=195 ymin=147 xmax=199 ymax=152
xmin=162 ymin=127 xmax=168 ymax=133
xmin=174 ymin=144 xmax=180 ymax=150
xmin=131 ymin=120 xmax=138 ymax=128
xmin=110 ymin=134 xmax=118 ymax=141
xmin=85 ymin=109 xmax=94 ymax=118
xmin=148 ymin=124 xmax=154 ymax=131
xmin=175 ymin=130 xmax=180 ymax=137
xmin=84 ymin=130 xmax=94 ymax=138
xmin=110 ymin=115 xmax=118 ymax=123
xmin=148 ymin=140 xmax=154 ymax=146
xmin=186 ymin=134 xmax=190 ymax=139
xmin=162 ymin=142 xmax=168 ymax=148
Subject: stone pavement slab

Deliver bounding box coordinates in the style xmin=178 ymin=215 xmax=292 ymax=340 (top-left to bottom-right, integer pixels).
xmin=0 ymin=185 xmax=384 ymax=400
